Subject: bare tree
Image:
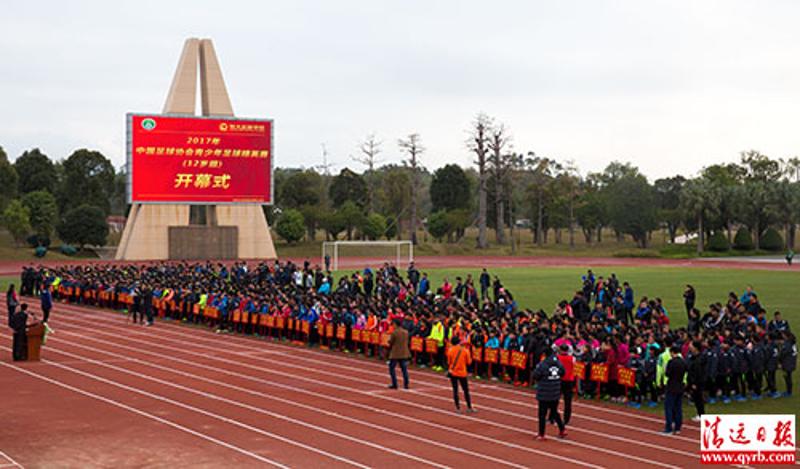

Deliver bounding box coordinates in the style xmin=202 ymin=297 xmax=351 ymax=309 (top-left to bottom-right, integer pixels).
xmin=487 ymin=122 xmax=512 ymax=244
xmin=398 ymin=133 xmax=424 ymax=245
xmin=351 ymin=134 xmax=382 ymax=213
xmin=467 ymin=113 xmax=493 ymax=249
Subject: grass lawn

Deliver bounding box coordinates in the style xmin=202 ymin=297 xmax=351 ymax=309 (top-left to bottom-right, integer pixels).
xmin=4 ymin=266 xmax=797 ymax=416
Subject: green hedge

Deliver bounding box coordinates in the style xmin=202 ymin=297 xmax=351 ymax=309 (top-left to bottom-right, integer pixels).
xmin=707 ymin=232 xmax=730 ymax=252
xmin=733 ymin=227 xmax=754 ymax=250
xmin=761 ymin=228 xmax=784 ymax=251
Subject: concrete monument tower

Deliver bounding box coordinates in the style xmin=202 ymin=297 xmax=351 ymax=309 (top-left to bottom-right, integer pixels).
xmin=115 ymin=38 xmax=276 ymax=260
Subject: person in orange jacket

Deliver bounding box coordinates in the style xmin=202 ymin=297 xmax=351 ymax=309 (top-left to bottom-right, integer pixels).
xmin=447 ymin=335 xmax=476 ymax=413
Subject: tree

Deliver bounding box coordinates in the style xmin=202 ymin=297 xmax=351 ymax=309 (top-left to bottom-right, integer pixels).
xmin=338 ymin=200 xmax=365 ymax=240
xmin=57 ymin=204 xmax=108 ymax=249
xmin=426 ymin=211 xmax=450 ymax=242
xmin=398 ymin=133 xmax=424 ymax=245
xmin=430 ymin=164 xmax=471 ymax=212
xmin=58 ymin=149 xmax=115 ymax=215
xmin=606 ymin=174 xmax=658 ymax=248
xmin=320 ymin=211 xmax=346 ymax=240
xmin=275 ymin=209 xmax=305 ymax=244
xmin=329 ymin=168 xmax=367 ymax=208
xmin=352 ymin=134 xmax=382 ymax=213
xmin=279 ymin=170 xmax=322 ymax=209
xmin=525 ymin=154 xmax=560 ymax=246
xmin=21 ymin=190 xmax=58 ymax=239
xmin=14 ymin=148 xmax=56 ymax=194
xmin=654 ymin=176 xmax=686 ymax=243
xmin=0 ymin=147 xmax=18 ymax=210
xmin=2 ymin=200 xmax=31 ymax=247
xmin=467 ymin=113 xmax=492 ymax=248
xmin=487 ymin=123 xmax=512 ymax=244
xmin=360 ymin=213 xmax=387 ymax=240
xmin=733 ymin=180 xmax=774 ymax=250
xmin=768 ymin=180 xmax=800 ymax=249
xmin=701 ymin=163 xmax=744 ymax=243
xmin=680 ymin=178 xmax=721 ymax=254
xmin=376 ymin=166 xmax=411 ymax=240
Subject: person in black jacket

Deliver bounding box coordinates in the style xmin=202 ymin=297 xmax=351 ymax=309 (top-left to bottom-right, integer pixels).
xmin=746 ymin=336 xmax=766 ymax=399
xmin=10 ymin=303 xmax=30 ymax=361
xmin=731 ymin=337 xmax=749 ymax=401
xmin=779 ymin=332 xmax=797 ymax=397
xmin=533 ymin=348 xmax=566 ymax=440
xmin=687 ymin=341 xmax=706 ymax=422
xmin=765 ymin=333 xmax=780 ymax=398
xmin=663 ymin=346 xmax=687 ymax=435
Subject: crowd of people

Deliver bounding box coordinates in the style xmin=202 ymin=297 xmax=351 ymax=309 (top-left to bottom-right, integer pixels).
xmin=16 ymin=260 xmax=797 ymax=438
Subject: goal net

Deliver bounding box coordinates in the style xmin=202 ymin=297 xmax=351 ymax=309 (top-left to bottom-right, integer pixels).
xmin=321 ymin=241 xmax=414 ymax=271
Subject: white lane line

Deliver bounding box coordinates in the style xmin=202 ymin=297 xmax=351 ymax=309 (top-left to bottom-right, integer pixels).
xmin=43 ymin=322 xmax=605 ymax=469
xmin=0 ymin=362 xmax=288 ymax=469
xmin=33 ymin=356 xmax=370 ymax=469
xmin=42 ymin=345 xmax=451 ymax=469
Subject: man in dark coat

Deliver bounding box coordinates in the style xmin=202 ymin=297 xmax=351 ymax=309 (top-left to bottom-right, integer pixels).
xmin=386 ymin=319 xmax=411 ymax=389
xmin=664 ymin=346 xmax=687 ymax=435
xmin=533 ymin=348 xmax=566 ymax=440
xmin=687 ymin=341 xmax=706 ymax=421
xmin=10 ymin=304 xmax=30 ymax=361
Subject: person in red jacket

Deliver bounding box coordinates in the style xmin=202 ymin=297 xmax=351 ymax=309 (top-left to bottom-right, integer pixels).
xmin=557 ymin=344 xmax=576 ymax=425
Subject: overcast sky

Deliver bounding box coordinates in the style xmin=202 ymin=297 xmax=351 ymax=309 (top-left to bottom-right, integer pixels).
xmin=2 ymin=1 xmax=799 ymax=179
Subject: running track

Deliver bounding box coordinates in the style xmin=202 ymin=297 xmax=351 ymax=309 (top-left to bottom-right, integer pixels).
xmin=1 ymin=303 xmax=743 ymax=468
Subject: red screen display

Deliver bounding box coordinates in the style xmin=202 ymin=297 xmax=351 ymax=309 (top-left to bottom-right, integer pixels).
xmin=128 ymin=114 xmax=272 ymax=203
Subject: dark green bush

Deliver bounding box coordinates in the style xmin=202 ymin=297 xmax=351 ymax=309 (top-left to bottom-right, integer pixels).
xmin=760 ymin=227 xmax=784 ymax=251
xmin=34 ymin=246 xmax=47 ymax=257
xmin=733 ymin=227 xmax=754 ymax=250
xmin=707 ymin=232 xmax=730 ymax=252
xmin=59 ymin=244 xmax=77 ymax=256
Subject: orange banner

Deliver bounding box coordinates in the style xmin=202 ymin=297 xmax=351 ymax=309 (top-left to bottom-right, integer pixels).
xmin=484 ymin=348 xmax=499 ymax=363
xmin=351 ymin=329 xmax=362 ymax=342
xmin=410 ymin=336 xmax=424 ymax=352
xmin=425 ymin=339 xmax=439 ymax=354
xmin=325 ymin=323 xmax=334 ymax=338
xmin=380 ymin=333 xmax=391 ymax=347
xmin=471 ymin=347 xmax=483 ymax=362
xmin=590 ymin=363 xmax=609 ymax=383
xmin=336 ymin=325 xmax=347 ymax=340
xmin=617 ymin=366 xmax=636 ymax=388
xmin=573 ymin=361 xmax=587 ymax=380
xmin=499 ymin=350 xmax=511 ymax=366
xmin=510 ymin=351 xmax=527 ymax=369
xmin=370 ymin=330 xmax=380 ymax=345
xmin=275 ymin=316 xmax=285 ymax=329
xmin=302 ymin=321 xmax=310 ymax=334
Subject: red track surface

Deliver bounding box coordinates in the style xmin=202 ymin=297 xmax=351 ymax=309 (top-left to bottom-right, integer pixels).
xmin=0 ymin=254 xmax=795 ymax=278
xmin=0 ymin=302 xmax=715 ymax=468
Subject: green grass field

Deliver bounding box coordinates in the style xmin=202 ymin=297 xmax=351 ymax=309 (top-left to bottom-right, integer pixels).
xmin=4 ymin=266 xmax=797 ymax=415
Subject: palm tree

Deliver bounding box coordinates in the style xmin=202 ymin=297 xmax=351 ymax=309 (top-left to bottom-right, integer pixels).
xmin=680 ymin=178 xmax=720 ymax=254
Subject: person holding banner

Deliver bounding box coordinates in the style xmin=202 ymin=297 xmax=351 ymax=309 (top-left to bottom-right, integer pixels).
xmin=386 ymin=318 xmax=410 ymax=389
xmin=533 ymin=347 xmax=567 ymax=440
xmin=447 ymin=335 xmax=475 ymax=413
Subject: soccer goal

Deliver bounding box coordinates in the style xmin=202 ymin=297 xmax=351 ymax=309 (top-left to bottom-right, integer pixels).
xmin=321 ymin=241 xmax=414 ymax=271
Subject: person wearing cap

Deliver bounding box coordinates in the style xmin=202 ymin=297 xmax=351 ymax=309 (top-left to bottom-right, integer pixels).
xmin=446 ymin=335 xmax=475 ymax=413
xmin=386 ymin=318 xmax=411 ymax=389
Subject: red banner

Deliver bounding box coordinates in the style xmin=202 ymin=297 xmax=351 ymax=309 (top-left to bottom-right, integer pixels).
xmin=380 ymin=333 xmax=391 ymax=347
xmin=617 ymin=366 xmax=636 ymax=388
xmin=275 ymin=316 xmax=284 ymax=329
xmin=471 ymin=347 xmax=483 ymax=362
xmin=590 ymin=363 xmax=609 ymax=383
xmin=351 ymin=329 xmax=362 ymax=342
xmin=370 ymin=331 xmax=380 ymax=345
xmin=410 ymin=337 xmax=424 ymax=352
xmin=336 ymin=325 xmax=347 ymax=340
xmin=325 ymin=323 xmax=334 ymax=338
xmin=573 ymin=361 xmax=587 ymax=380
xmin=484 ymin=349 xmax=499 ymax=363
xmin=510 ymin=351 xmax=527 ymax=369
xmin=128 ymin=114 xmax=272 ymax=203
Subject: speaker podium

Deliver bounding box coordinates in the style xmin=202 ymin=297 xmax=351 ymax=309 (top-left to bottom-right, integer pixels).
xmin=26 ymin=322 xmax=45 ymax=361
xmin=115 ymin=38 xmax=276 ymax=261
